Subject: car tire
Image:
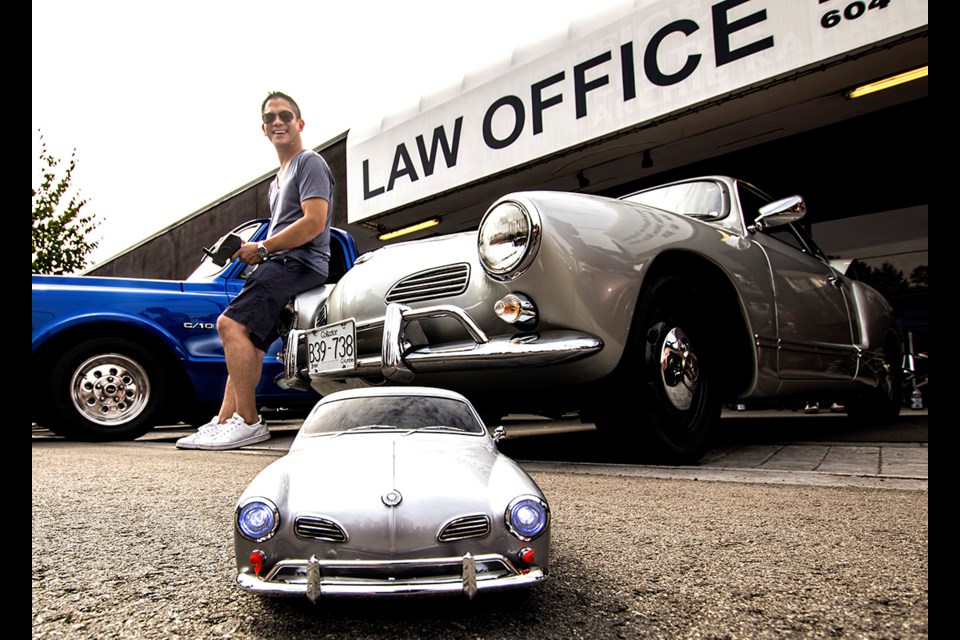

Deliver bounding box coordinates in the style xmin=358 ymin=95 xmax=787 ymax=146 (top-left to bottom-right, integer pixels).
xmin=596 ymin=274 xmax=721 ymax=464
xmin=845 ymin=331 xmax=903 ymax=426
xmin=45 ymin=338 xmax=166 ymax=441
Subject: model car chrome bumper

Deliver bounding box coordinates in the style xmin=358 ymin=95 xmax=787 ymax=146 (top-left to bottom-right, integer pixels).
xmin=236 ymin=552 xmax=546 ymax=601
xmin=280 ymin=302 xmax=603 ymax=388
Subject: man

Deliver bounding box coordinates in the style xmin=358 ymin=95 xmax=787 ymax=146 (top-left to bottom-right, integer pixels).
xmin=177 ymin=91 xmax=333 ymax=450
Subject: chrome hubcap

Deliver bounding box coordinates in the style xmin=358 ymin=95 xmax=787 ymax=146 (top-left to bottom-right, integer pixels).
xmin=70 ymin=354 xmax=150 ymax=426
xmin=659 ymin=327 xmax=699 ymax=410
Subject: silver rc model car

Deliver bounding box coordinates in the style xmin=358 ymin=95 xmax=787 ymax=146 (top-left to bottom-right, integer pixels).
xmin=234 ymin=386 xmax=550 ymax=601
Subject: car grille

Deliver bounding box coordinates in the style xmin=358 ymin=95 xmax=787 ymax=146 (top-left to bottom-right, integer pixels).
xmin=313 ymin=303 xmax=327 ymax=328
xmin=295 ymin=516 xmax=347 ymax=542
xmin=385 ymin=264 xmax=470 ymax=304
xmin=438 ymin=515 xmax=490 ymax=542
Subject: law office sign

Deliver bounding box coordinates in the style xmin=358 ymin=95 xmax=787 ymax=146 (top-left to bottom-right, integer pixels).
xmin=346 ymin=0 xmax=927 ymax=223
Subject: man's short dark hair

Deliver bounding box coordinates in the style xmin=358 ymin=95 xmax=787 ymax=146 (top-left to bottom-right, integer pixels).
xmin=262 ymin=91 xmax=301 ymax=119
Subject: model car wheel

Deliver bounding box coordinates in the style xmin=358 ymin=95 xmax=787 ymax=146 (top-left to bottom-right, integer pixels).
xmin=597 ymin=274 xmax=721 ymax=464
xmin=46 ymin=338 xmax=166 ymax=441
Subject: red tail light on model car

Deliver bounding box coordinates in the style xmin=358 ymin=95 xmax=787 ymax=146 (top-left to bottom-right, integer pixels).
xmin=519 ymin=547 xmax=536 ymax=564
xmin=250 ymin=550 xmax=265 ymax=576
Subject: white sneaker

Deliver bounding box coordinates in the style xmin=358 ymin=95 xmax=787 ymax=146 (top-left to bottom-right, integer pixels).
xmin=176 ymin=416 xmax=222 ymax=450
xmin=194 ymin=413 xmax=270 ymax=450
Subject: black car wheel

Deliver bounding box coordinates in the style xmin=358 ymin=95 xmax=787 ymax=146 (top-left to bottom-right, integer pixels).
xmin=845 ymin=331 xmax=903 ymax=426
xmin=45 ymin=338 xmax=166 ymax=441
xmin=597 ymin=274 xmax=721 ymax=464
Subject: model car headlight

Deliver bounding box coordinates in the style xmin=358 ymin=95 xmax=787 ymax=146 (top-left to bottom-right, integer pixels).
xmin=478 ymin=200 xmax=541 ymax=281
xmin=236 ymin=498 xmax=280 ymax=542
xmin=505 ymin=495 xmax=549 ymax=541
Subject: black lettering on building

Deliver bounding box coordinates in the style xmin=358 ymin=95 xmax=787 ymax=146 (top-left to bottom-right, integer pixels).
xmin=531 ymin=72 xmax=565 ymax=135
xmin=362 ymin=159 xmax=385 ymax=200
xmin=574 ymin=51 xmax=612 ymax=119
xmin=620 ymin=42 xmax=637 ymax=101
xmin=645 ymin=19 xmax=701 ymax=86
xmin=483 ymin=95 xmax=525 ymax=149
xmin=713 ymin=0 xmax=774 ymax=66
xmin=387 ymin=144 xmax=419 ymax=191
xmin=416 ymin=116 xmax=464 ymax=175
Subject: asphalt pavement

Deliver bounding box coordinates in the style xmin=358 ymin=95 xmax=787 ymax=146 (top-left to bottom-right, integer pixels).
xmin=70 ymin=406 xmax=928 ymax=492
xmin=504 ymin=407 xmax=929 ymax=492
xmin=32 ymin=407 xmax=928 ymax=639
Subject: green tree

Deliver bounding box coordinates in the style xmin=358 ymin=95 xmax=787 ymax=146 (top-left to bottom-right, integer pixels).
xmin=909 ymin=265 xmax=928 ymax=289
xmin=32 ymin=131 xmax=100 ymax=274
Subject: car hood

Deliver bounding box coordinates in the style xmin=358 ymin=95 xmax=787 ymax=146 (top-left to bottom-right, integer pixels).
xmin=245 ymin=433 xmax=535 ymax=556
xmin=31 ymin=273 xmax=186 ymax=292
xmin=285 ymin=433 xmax=497 ymax=510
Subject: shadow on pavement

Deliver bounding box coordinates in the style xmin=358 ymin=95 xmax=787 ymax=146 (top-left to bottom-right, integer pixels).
xmin=494 ymin=410 xmax=928 ymax=466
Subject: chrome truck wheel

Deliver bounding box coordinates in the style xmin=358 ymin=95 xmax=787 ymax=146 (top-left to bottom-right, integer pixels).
xmin=45 ymin=338 xmax=165 ymax=441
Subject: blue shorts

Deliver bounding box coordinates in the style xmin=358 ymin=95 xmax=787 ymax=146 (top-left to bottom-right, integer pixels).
xmin=223 ymin=257 xmax=327 ymax=352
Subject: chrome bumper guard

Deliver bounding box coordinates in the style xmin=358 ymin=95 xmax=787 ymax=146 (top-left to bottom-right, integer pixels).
xmin=280 ymin=302 xmax=603 ymax=387
xmin=236 ymin=552 xmax=546 ymax=602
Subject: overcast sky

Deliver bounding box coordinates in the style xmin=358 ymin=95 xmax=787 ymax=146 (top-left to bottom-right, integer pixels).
xmin=32 ymin=0 xmax=639 ymax=269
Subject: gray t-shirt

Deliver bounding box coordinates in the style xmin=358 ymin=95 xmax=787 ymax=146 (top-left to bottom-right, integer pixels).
xmin=267 ymin=149 xmax=334 ymax=276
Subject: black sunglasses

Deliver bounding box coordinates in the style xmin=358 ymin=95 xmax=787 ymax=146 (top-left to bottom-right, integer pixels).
xmin=262 ymin=110 xmax=297 ymax=125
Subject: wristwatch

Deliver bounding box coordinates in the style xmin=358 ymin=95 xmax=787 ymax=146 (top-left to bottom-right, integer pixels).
xmin=256 ymin=242 xmax=269 ymax=261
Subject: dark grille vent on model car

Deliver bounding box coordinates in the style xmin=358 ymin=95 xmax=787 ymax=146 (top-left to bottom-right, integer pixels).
xmin=385 ymin=264 xmax=470 ymax=304
xmin=438 ymin=515 xmax=490 ymax=542
xmin=294 ymin=516 xmax=347 ymax=542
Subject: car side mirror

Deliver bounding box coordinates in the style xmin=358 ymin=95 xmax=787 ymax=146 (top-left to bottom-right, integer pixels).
xmin=492 ymin=425 xmax=506 ymax=442
xmin=748 ymin=195 xmax=806 ymax=232
xmin=202 ymin=232 xmax=243 ymax=267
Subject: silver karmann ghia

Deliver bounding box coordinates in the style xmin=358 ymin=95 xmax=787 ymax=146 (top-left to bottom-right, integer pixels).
xmin=234 ymin=386 xmax=550 ymax=601
xmin=280 ymin=176 xmax=903 ymax=464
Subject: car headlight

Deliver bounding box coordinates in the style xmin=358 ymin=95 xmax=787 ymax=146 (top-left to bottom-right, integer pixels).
xmin=505 ymin=495 xmax=550 ymax=541
xmin=236 ymin=498 xmax=280 ymax=542
xmin=478 ymin=200 xmax=541 ymax=281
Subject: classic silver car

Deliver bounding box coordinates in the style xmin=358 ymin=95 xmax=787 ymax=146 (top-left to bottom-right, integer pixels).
xmin=234 ymin=386 xmax=550 ymax=601
xmin=279 ymin=176 xmax=903 ymax=464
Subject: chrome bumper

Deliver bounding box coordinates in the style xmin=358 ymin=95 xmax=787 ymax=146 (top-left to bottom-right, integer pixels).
xmin=280 ymin=302 xmax=603 ymax=388
xmin=236 ymin=552 xmax=546 ymax=602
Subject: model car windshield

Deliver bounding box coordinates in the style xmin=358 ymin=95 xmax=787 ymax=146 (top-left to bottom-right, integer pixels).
xmin=300 ymin=396 xmax=486 ymax=436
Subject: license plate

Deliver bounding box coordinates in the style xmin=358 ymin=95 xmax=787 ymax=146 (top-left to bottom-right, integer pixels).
xmin=306 ymin=320 xmax=356 ymax=374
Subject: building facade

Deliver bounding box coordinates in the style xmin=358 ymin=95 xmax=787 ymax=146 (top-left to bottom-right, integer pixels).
xmin=89 ymin=0 xmax=927 ymax=349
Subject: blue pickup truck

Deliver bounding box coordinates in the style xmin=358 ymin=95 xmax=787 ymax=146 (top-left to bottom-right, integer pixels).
xmin=32 ymin=219 xmax=359 ymax=441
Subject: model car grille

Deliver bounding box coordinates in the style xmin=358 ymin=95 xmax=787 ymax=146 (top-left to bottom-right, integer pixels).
xmin=385 ymin=263 xmax=470 ymax=304
xmin=438 ymin=515 xmax=490 ymax=542
xmin=294 ymin=516 xmax=347 ymax=542
xmin=267 ymin=556 xmax=516 ymax=584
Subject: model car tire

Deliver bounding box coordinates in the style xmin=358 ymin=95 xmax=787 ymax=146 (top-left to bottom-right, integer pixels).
xmin=46 ymin=338 xmax=166 ymax=441
xmin=597 ymin=273 xmax=721 ymax=464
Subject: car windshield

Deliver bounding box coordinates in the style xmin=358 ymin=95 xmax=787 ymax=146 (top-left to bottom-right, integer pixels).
xmin=621 ymin=180 xmax=726 ymax=221
xmin=299 ymin=396 xmax=486 ymax=437
xmin=185 ymin=221 xmax=264 ymax=281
